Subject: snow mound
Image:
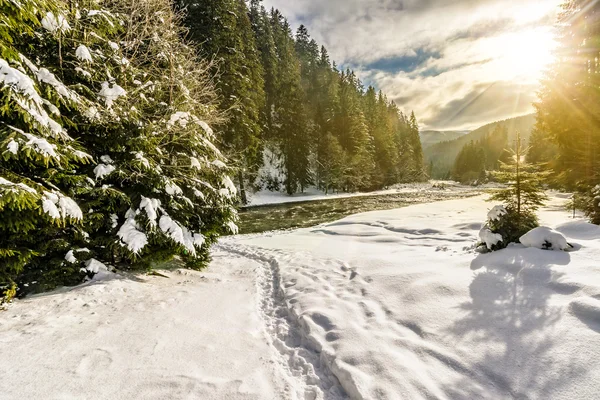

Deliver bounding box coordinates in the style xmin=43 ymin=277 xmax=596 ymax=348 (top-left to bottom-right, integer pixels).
xmin=556 ymin=221 xmax=600 ymax=241
xmin=520 ymin=226 xmax=570 ymax=251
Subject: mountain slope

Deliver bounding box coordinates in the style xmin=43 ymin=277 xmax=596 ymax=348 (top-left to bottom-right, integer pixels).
xmin=425 ymin=114 xmax=536 ymax=178
xmin=420 ymin=130 xmax=469 ymax=148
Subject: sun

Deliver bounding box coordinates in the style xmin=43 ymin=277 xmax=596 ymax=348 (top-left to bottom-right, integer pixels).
xmin=491 ymin=28 xmax=557 ymax=82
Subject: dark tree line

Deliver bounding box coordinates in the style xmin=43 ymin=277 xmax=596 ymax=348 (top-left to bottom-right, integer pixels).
xmin=452 ymin=124 xmax=512 ymax=184
xmin=178 ymin=0 xmax=426 ymax=201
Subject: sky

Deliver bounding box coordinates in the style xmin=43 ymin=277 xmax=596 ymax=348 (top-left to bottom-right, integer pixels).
xmin=261 ymin=0 xmax=563 ymax=131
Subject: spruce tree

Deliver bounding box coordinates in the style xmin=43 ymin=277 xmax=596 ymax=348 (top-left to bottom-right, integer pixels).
xmin=535 ymin=0 xmax=600 ymax=223
xmin=178 ymin=0 xmax=265 ymax=204
xmin=1 ymin=0 xmax=239 ymax=300
xmin=0 ymin=0 xmax=94 ymax=299
xmin=270 ymin=10 xmax=311 ymax=194
xmin=76 ymin=0 xmax=239 ymax=269
xmin=408 ymin=111 xmax=425 ymax=180
xmin=488 ymin=131 xmax=548 ymax=247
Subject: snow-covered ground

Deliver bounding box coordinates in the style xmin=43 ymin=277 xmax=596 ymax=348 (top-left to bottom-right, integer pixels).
xmin=2 ymin=193 xmax=600 ymax=399
xmin=247 ymin=181 xmax=477 ymax=207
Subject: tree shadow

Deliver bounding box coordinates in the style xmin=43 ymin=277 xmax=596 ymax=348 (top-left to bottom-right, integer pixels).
xmin=26 ymin=270 xmax=150 ymax=300
xmin=443 ymin=248 xmax=589 ymax=398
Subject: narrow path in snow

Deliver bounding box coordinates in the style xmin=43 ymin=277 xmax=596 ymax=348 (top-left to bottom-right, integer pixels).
xmin=216 ymin=243 xmax=348 ymax=400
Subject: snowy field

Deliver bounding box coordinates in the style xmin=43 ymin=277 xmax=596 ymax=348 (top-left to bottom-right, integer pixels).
xmin=2 ymin=193 xmax=600 ymax=399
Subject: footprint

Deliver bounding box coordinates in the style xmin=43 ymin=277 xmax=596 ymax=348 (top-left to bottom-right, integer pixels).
xmin=547 ymin=280 xmax=582 ymax=295
xmin=325 ymin=331 xmax=341 ymax=342
xmin=76 ymin=348 xmax=113 ymax=376
xmin=570 ymin=297 xmax=600 ymax=332
xmin=310 ymin=312 xmax=336 ymax=331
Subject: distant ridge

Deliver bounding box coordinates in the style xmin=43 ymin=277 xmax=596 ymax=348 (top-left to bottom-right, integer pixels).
xmin=424 ymin=114 xmax=537 ymax=178
xmin=420 ymin=130 xmax=469 ymax=148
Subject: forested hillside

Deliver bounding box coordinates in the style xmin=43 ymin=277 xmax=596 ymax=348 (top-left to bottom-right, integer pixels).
xmin=424 ymin=114 xmax=536 ymax=178
xmin=178 ymin=0 xmax=426 ymax=201
xmin=420 ymin=130 xmax=468 ymax=149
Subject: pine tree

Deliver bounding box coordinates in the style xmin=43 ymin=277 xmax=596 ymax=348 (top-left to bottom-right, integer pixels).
xmin=81 ymin=0 xmax=238 ymax=269
xmin=0 ymin=0 xmax=95 ymax=299
xmin=453 ymin=141 xmax=486 ymax=184
xmin=488 ymin=131 xmax=548 ymax=247
xmin=535 ymin=0 xmax=600 ymax=223
xmin=1 ymin=0 xmax=239 ymax=300
xmin=249 ymin=1 xmax=278 ymax=141
xmin=408 ymin=111 xmax=425 ymax=180
xmin=317 ymin=133 xmax=345 ymax=194
xmin=179 ymin=0 xmax=266 ymax=204
xmin=270 ymin=10 xmax=310 ymax=194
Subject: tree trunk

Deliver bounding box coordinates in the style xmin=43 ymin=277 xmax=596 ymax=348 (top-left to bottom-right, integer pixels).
xmin=238 ymin=170 xmax=247 ymax=205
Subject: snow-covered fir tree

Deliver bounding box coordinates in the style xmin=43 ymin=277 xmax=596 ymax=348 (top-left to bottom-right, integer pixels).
xmin=0 ymin=0 xmax=93 ymax=298
xmin=0 ymin=0 xmax=238 ymax=300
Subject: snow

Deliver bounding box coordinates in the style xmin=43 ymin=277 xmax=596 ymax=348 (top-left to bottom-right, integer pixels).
xmin=41 ymin=192 xmax=61 ymax=219
xmin=35 ymin=68 xmax=77 ymax=101
xmin=221 ymin=176 xmax=237 ymax=197
xmin=42 ymin=191 xmax=83 ymax=220
xmin=190 ymin=156 xmax=202 ymax=169
xmin=75 ymin=45 xmax=93 ymax=62
xmin=139 ymin=196 xmax=160 ymax=227
xmin=212 ymin=159 xmax=227 ymax=169
xmin=167 ymin=111 xmax=193 ymax=128
xmin=3 ymin=193 xmax=600 ymax=399
xmin=0 ymin=177 xmax=36 ymax=194
xmin=22 ymin=132 xmax=59 ymax=159
xmin=158 ymin=215 xmax=204 ymax=254
xmin=134 ymin=151 xmax=150 ymax=169
xmin=41 ymin=12 xmax=71 ymax=34
xmin=487 ymin=204 xmax=507 ymax=221
xmin=93 ymin=164 xmax=115 ymax=179
xmin=110 ymin=213 xmax=118 ymax=228
xmin=100 ymin=155 xmax=114 ymax=164
xmin=202 ymin=136 xmax=223 ymax=157
xmin=222 ymin=193 xmax=600 ymax=399
xmin=65 ymin=250 xmax=77 ymax=263
xmin=117 ymin=215 xmax=148 ymax=254
xmin=6 ymin=140 xmax=18 ymax=154
xmin=198 ymin=120 xmax=214 ymax=137
xmin=58 ymin=195 xmax=84 ymax=220
xmin=165 ymin=182 xmax=183 ymax=196
xmin=84 ymin=106 xmax=98 ymax=119
xmin=0 ymin=259 xmax=286 ymax=399
xmin=84 ymin=258 xmax=106 ymax=274
xmin=0 ymin=58 xmax=63 ymax=135
xmin=479 ymin=226 xmax=503 ymax=250
xmin=98 ymin=81 xmax=126 ymax=108
xmin=226 ymin=220 xmax=239 ymax=235
xmin=520 ymin=226 xmax=571 ymax=251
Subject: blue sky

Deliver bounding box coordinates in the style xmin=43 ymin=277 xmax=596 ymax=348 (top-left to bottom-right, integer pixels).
xmin=261 ymin=0 xmax=562 ymax=131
